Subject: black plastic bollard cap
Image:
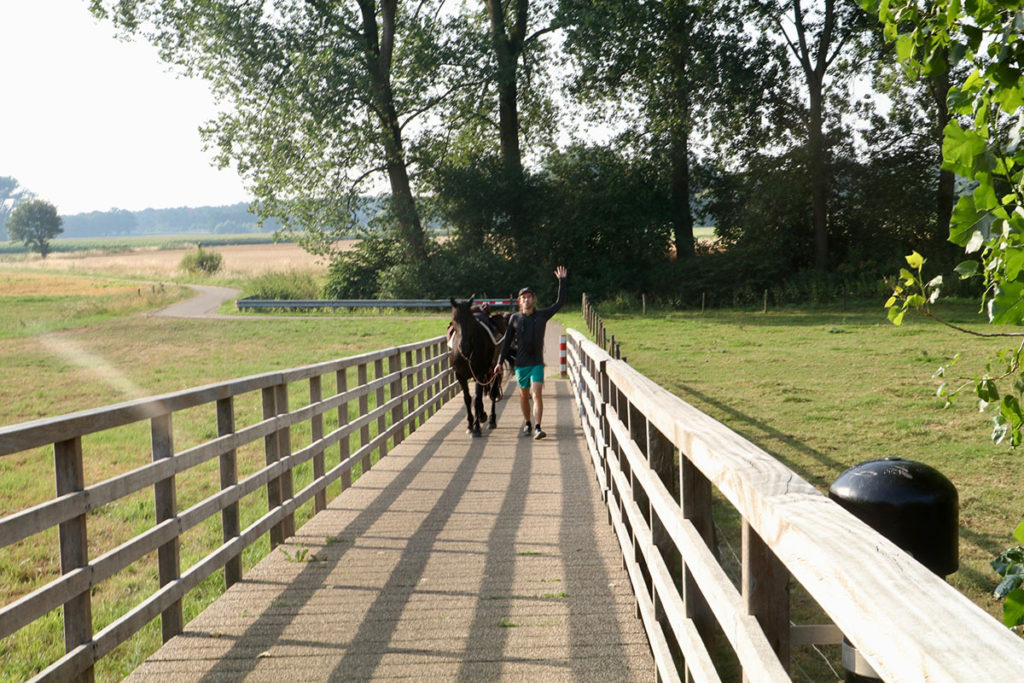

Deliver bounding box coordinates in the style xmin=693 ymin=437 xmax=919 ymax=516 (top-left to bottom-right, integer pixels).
xmin=829 ymin=458 xmax=958 ymax=577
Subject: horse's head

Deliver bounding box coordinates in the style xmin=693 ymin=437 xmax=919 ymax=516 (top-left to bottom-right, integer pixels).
xmin=449 ymin=295 xmax=476 ymax=330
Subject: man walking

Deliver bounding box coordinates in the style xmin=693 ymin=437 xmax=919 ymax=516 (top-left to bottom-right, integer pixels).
xmin=496 ymin=266 xmax=568 ymax=440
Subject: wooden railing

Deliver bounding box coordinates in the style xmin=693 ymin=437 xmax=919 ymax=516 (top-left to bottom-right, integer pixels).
xmin=565 ymin=328 xmax=1024 ymax=681
xmin=0 ymin=337 xmax=454 ymax=681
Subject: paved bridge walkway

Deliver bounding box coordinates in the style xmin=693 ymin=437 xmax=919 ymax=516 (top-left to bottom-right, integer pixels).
xmin=126 ymin=324 xmax=655 ymax=681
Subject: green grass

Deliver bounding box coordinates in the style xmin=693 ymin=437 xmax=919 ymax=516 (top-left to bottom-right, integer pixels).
xmin=561 ymin=302 xmax=1024 ymax=627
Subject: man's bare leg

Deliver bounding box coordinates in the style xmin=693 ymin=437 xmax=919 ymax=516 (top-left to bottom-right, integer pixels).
xmin=531 ymin=382 xmax=544 ymax=428
xmin=519 ymin=386 xmax=531 ymax=423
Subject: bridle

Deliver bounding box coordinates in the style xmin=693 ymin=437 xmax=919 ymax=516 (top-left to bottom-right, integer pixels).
xmin=451 ymin=311 xmax=502 ymax=388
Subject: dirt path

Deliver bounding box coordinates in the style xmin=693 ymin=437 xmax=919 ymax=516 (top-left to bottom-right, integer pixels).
xmin=153 ymin=285 xmax=242 ymax=319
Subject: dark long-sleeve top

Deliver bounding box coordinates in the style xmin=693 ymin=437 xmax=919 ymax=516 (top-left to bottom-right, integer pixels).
xmin=499 ymin=277 xmax=567 ymax=368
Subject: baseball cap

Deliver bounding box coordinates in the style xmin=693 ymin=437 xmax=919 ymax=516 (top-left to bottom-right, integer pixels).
xmin=517 ymin=286 xmax=534 ymax=296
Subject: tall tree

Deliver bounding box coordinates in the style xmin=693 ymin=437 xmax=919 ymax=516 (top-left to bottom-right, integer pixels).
xmin=6 ymin=199 xmax=63 ymax=258
xmin=560 ymin=0 xmax=755 ymax=259
xmin=89 ymin=0 xmax=446 ymax=263
xmin=478 ymin=0 xmax=559 ymax=242
xmin=749 ymin=0 xmax=875 ymax=269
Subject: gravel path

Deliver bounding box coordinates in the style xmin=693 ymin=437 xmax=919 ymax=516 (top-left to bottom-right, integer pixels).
xmin=153 ymin=285 xmax=242 ymax=319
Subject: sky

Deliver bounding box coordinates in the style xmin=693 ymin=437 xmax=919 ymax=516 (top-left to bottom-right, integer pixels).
xmin=1 ymin=1 xmax=251 ymax=215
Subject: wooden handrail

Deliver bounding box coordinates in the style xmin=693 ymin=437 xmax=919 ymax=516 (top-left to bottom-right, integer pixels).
xmin=565 ymin=327 xmax=1024 ymax=681
xmin=0 ymin=336 xmax=456 ymax=681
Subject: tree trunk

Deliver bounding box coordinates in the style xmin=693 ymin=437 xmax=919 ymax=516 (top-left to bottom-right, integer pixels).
xmin=808 ymin=83 xmax=829 ymax=270
xmin=485 ymin=0 xmax=529 ymax=242
xmin=669 ymin=0 xmax=695 ymax=259
xmin=929 ymin=66 xmax=955 ymax=244
xmin=361 ymin=0 xmax=428 ymax=262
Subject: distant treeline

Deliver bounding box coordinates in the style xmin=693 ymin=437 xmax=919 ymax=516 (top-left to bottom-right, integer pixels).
xmin=61 ymin=203 xmax=280 ymax=238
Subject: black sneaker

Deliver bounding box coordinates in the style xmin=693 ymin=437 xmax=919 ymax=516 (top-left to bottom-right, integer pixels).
xmin=520 ymin=422 xmax=533 ymax=437
xmin=533 ymin=426 xmax=546 ymax=440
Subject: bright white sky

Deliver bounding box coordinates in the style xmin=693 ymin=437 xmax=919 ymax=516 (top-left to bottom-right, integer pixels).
xmin=1 ymin=1 xmax=251 ymax=215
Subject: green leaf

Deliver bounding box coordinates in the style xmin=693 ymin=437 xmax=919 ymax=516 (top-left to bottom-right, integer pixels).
xmin=887 ymin=306 xmax=905 ymax=326
xmin=1002 ymin=588 xmax=1024 ymax=627
xmin=943 ymin=121 xmax=987 ymax=175
xmin=884 ymin=295 xmax=898 ymax=308
xmin=988 ymin=280 xmax=1024 ymax=324
xmin=1005 ymin=247 xmax=1024 ymax=280
xmin=905 ymin=251 xmax=925 ymax=269
xmin=1014 ymin=519 xmax=1024 ymax=546
xmin=954 ymin=260 xmax=980 ymax=278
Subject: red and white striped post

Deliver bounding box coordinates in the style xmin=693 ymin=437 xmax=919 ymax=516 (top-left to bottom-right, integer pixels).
xmin=559 ymin=335 xmax=567 ymax=377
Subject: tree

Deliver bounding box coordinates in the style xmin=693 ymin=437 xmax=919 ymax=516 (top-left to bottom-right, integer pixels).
xmin=748 ymin=0 xmax=877 ymax=270
xmin=89 ymin=0 xmax=446 ymax=265
xmin=561 ymin=0 xmax=755 ymax=259
xmin=0 ymin=176 xmax=34 ymax=242
xmin=6 ymin=199 xmax=63 ymax=258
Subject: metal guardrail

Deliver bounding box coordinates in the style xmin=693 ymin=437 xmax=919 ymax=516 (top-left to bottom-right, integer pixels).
xmin=236 ymin=297 xmax=514 ymax=312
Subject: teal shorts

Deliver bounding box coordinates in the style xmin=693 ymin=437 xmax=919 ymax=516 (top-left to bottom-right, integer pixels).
xmin=515 ymin=364 xmax=545 ymax=388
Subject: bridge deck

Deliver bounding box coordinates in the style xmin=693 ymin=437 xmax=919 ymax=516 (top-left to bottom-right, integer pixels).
xmin=127 ymin=327 xmax=655 ymax=681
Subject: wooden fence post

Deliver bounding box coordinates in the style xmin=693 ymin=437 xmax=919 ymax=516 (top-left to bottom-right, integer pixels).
xmin=310 ymin=375 xmax=326 ymax=513
xmin=337 ymin=368 xmax=351 ymax=491
xmin=405 ymin=349 xmax=415 ymax=431
xmin=262 ymin=386 xmax=285 ymax=548
xmin=390 ymin=352 xmax=404 ymax=446
xmin=358 ymin=363 xmax=371 ymax=475
xmin=151 ymin=413 xmax=183 ymax=642
xmin=375 ymin=358 xmax=387 ymax=459
xmin=54 ymin=436 xmax=94 ymax=682
xmin=743 ymin=521 xmax=790 ymax=673
xmin=415 ymin=347 xmax=425 ymax=428
xmin=217 ymin=397 xmax=242 ymax=588
xmin=681 ymin=456 xmax=716 ymax=648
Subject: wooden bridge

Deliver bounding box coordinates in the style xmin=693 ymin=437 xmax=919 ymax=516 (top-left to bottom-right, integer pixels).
xmin=3 ymin=319 xmax=1024 ymax=681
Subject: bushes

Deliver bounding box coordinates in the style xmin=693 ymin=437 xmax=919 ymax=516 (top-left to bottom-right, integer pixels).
xmin=245 ymin=270 xmax=320 ymax=300
xmin=179 ymin=245 xmax=223 ymax=275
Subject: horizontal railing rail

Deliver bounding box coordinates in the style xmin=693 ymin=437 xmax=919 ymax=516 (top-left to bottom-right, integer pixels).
xmin=0 ymin=336 xmax=456 ymax=682
xmin=235 ymin=297 xmax=514 ymax=312
xmin=565 ymin=328 xmax=1024 ymax=681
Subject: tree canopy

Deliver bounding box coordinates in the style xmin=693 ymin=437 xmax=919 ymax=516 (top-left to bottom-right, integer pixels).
xmin=6 ymin=199 xmax=63 ymax=258
xmin=84 ymin=0 xmax=966 ymax=302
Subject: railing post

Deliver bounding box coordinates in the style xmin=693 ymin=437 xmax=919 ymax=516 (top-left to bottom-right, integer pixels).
xmin=375 ymin=358 xmax=387 ymax=459
xmin=262 ymin=386 xmax=285 ymax=548
xmin=390 ymin=352 xmax=404 ymax=446
xmin=415 ymin=347 xmax=425 ymax=428
xmin=358 ymin=362 xmax=371 ymax=475
xmin=151 ymin=413 xmax=183 ymax=642
xmin=337 ymin=368 xmax=351 ymax=491
xmin=743 ymin=521 xmax=790 ymax=675
xmin=217 ymin=397 xmax=242 ymax=588
xmin=681 ymin=455 xmax=716 ymax=648
xmin=405 ymin=349 xmax=416 ymax=431
xmin=310 ymin=375 xmax=326 ymax=513
xmin=54 ymin=436 xmax=94 ymax=682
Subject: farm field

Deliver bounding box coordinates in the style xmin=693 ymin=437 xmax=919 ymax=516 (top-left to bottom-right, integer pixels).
xmin=0 ymin=239 xmax=342 ymax=279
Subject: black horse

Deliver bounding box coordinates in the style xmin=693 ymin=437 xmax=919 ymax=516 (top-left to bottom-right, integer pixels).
xmin=448 ymin=296 xmax=506 ymax=437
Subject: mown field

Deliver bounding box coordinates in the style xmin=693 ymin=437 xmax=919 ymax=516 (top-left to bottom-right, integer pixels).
xmin=2 ymin=240 xmax=1022 ymax=679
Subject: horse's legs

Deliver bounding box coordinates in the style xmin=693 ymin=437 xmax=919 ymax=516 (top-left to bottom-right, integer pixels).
xmin=473 ymin=382 xmax=486 ymax=434
xmin=487 ymin=372 xmax=500 ymax=429
xmin=459 ymin=378 xmax=479 ymax=436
